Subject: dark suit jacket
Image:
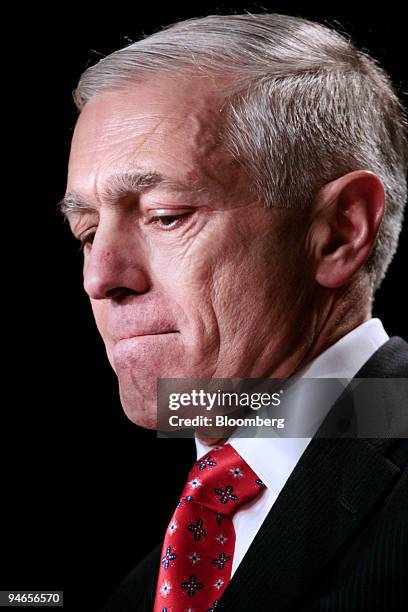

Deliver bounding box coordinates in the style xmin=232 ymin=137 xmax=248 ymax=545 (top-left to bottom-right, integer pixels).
xmin=101 ymin=336 xmax=408 ymax=611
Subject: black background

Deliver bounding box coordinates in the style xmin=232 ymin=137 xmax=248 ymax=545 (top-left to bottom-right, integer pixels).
xmin=2 ymin=2 xmax=407 ymax=611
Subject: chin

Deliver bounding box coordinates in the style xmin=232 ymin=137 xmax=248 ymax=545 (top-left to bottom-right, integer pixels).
xmin=121 ymin=400 xmax=157 ymax=430
xmin=119 ymin=391 xmax=159 ymax=429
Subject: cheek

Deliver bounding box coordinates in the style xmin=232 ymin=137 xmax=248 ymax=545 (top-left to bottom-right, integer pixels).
xmin=90 ymin=300 xmax=109 ymax=338
xmin=150 ymin=235 xmax=218 ymax=308
xmin=211 ymin=230 xmax=297 ymax=324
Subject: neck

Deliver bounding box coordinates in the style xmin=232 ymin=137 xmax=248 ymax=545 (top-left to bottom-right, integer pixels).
xmin=293 ymin=282 xmax=372 ymax=375
xmin=197 ymin=280 xmax=372 ymax=447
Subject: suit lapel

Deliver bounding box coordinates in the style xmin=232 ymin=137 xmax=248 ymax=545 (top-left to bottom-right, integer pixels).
xmin=218 ymin=336 xmax=407 ymax=611
xmin=217 ymin=437 xmax=401 ymax=611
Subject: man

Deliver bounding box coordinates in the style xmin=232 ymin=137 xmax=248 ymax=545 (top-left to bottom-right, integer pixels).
xmin=60 ymin=13 xmax=407 ymax=611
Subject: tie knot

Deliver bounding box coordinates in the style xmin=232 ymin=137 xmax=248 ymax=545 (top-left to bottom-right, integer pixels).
xmin=180 ymin=443 xmax=266 ymax=518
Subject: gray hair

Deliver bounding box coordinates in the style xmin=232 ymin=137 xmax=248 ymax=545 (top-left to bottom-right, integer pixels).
xmin=73 ymin=13 xmax=408 ymax=293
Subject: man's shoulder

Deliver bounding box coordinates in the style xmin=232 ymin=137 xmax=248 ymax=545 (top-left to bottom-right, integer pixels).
xmin=315 ymin=335 xmax=407 ymax=439
xmin=356 ymin=335 xmax=408 ymax=378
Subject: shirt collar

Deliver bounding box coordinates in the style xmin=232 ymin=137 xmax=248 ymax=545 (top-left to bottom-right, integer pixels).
xmin=298 ymin=318 xmax=389 ymax=379
xmin=194 ymin=318 xmax=389 ymax=490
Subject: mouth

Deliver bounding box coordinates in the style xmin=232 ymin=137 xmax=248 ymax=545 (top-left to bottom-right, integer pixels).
xmin=116 ymin=331 xmax=179 ymax=342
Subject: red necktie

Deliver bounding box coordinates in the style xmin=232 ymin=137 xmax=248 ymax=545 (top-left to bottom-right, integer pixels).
xmin=153 ymin=443 xmax=266 ymax=611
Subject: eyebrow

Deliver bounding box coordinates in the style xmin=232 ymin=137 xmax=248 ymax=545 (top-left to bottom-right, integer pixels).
xmin=57 ymin=170 xmax=208 ymax=220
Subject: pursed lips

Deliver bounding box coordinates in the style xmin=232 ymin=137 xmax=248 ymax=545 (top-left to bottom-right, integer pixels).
xmin=114 ymin=330 xmax=179 ymax=342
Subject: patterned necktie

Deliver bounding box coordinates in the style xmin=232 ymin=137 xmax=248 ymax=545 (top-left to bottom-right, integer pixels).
xmin=153 ymin=443 xmax=266 ymax=612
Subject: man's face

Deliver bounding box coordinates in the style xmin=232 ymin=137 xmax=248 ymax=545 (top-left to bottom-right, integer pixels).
xmin=66 ymin=76 xmax=310 ymax=428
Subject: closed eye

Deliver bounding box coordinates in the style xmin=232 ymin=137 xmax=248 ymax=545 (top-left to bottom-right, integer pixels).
xmin=149 ymin=211 xmax=193 ymax=230
xmin=77 ymin=211 xmax=193 ymax=252
xmin=78 ymin=231 xmax=96 ymax=252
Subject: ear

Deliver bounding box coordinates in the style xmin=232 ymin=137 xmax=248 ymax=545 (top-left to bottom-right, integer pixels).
xmin=308 ymin=170 xmax=386 ymax=289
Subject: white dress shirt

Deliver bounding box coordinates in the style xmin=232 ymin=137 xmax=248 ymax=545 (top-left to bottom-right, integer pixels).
xmin=194 ymin=318 xmax=389 ymax=577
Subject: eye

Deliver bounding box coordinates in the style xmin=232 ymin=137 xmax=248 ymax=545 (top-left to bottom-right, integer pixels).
xmin=149 ymin=211 xmax=192 ymax=230
xmin=78 ymin=231 xmax=96 ymax=252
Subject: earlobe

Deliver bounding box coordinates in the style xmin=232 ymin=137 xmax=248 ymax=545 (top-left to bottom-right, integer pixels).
xmin=311 ymin=170 xmax=386 ymax=289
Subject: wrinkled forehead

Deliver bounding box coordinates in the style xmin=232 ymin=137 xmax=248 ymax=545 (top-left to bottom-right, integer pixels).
xmin=67 ymin=75 xmax=243 ymax=199
xmin=70 ymin=76 xmax=225 ymax=159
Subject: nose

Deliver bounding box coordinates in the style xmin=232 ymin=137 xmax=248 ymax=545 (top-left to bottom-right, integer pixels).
xmin=83 ymin=222 xmax=150 ymax=300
